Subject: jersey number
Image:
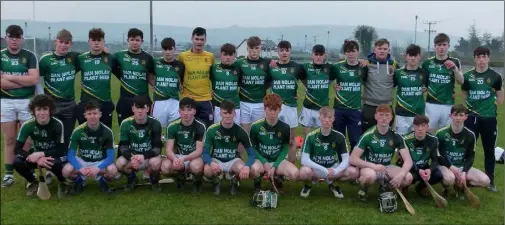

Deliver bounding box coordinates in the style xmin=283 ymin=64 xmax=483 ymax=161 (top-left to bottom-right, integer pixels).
xmin=94 ymin=60 xmax=100 ymax=65
xmin=477 ymin=80 xmax=484 ymax=84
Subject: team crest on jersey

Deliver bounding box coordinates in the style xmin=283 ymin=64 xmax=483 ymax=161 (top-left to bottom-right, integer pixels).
xmin=388 ymin=140 xmax=394 ymax=147
xmin=67 ymin=57 xmax=72 ymax=64
xmin=232 ymin=136 xmax=236 ymax=142
xmin=104 ymin=57 xmax=108 ymax=63
xmin=332 ymin=142 xmax=336 ymax=148
xmin=259 ymin=64 xmax=264 ymax=69
xmin=277 ymin=132 xmax=282 ymax=138
xmin=141 ymin=60 xmax=146 ymax=65
xmin=21 ymin=57 xmax=27 ymax=64
xmin=174 ymin=66 xmax=180 ymax=72
xmin=486 ymin=78 xmax=491 ymax=84
xmin=233 ymin=70 xmax=237 ymax=75
xmin=290 ymin=68 xmax=295 ymax=73
xmin=419 ymin=74 xmax=423 ymax=80
xmin=323 ymin=68 xmax=328 ymax=73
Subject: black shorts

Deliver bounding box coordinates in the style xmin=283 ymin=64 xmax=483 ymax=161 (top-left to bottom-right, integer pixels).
xmin=116 ymin=97 xmax=134 ymax=125
xmin=195 ymin=100 xmax=214 ymax=128
xmin=76 ymin=100 xmax=115 ymax=129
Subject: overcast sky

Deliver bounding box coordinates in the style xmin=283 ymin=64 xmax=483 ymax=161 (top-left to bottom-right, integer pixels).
xmin=1 ymin=1 xmax=503 ymax=37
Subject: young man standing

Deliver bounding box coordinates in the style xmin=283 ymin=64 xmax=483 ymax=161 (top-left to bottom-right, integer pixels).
xmin=299 ymin=45 xmax=337 ymax=138
xmin=76 ymin=28 xmax=118 ymax=129
xmin=13 ymin=94 xmax=68 ymax=197
xmin=333 ymin=40 xmax=368 ymax=150
xmin=1 ymin=25 xmax=40 ymax=187
xmin=116 ymin=95 xmax=163 ymax=192
xmin=210 ymin=43 xmax=242 ymax=124
xmin=350 ymin=104 xmax=413 ymax=201
xmin=38 ymin=29 xmax=80 ymax=151
xmin=151 ymin=37 xmax=185 ymax=128
xmin=115 ymin=28 xmax=155 ymax=125
xmin=361 ymin=39 xmax=400 ymax=133
xmin=177 ymin=27 xmax=215 ymax=128
xmin=437 ymin=104 xmax=490 ymax=198
xmin=249 ymin=93 xmax=299 ymax=193
xmin=397 ymin=115 xmax=443 ymax=197
xmin=202 ymin=100 xmax=256 ymax=196
xmin=422 ymin=33 xmax=464 ymax=133
xmin=461 ymin=47 xmax=503 ymax=192
xmin=268 ymin=40 xmax=303 ymax=163
xmin=235 ymin=36 xmax=272 ymax=133
xmin=299 ymin=107 xmax=359 ymax=198
xmin=63 ymin=100 xmax=117 ymax=194
xmin=393 ymin=44 xmax=427 ymax=135
xmin=161 ymin=97 xmax=206 ymax=193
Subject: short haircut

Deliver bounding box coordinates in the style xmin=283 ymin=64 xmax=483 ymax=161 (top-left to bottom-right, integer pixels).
xmin=83 ymin=100 xmax=101 ymax=112
xmin=6 ymin=25 xmax=23 ymax=37
xmin=179 ymin=97 xmax=196 ymax=109
xmin=319 ymin=106 xmax=335 ymax=117
xmin=220 ymin=100 xmax=235 ymax=113
xmin=161 ymin=38 xmax=175 ymax=50
xmin=88 ymin=28 xmax=105 ymax=40
xmin=473 ymin=46 xmax=491 ymax=57
xmin=247 ymin=36 xmax=261 ymax=48
xmin=343 ymin=39 xmax=359 ymax=52
xmin=127 ymin=28 xmax=143 ymax=40
xmin=278 ymin=40 xmax=291 ymax=50
xmin=413 ymin=115 xmax=430 ymax=125
xmin=29 ymin=94 xmax=56 ymax=116
xmin=451 ymin=104 xmax=467 ymax=115
xmin=312 ymin=44 xmax=325 ymax=55
xmin=375 ymin=104 xmax=393 ymax=114
xmin=192 ymin=27 xmax=206 ymax=37
xmin=132 ymin=95 xmax=151 ymax=108
xmin=263 ymin=93 xmax=282 ymax=110
xmin=434 ymin=33 xmax=450 ymax=45
xmin=220 ymin=43 xmax=236 ymax=55
xmin=405 ymin=44 xmax=421 ymax=56
xmin=374 ymin=38 xmax=390 ymax=47
xmin=56 ymin=29 xmax=72 ymax=42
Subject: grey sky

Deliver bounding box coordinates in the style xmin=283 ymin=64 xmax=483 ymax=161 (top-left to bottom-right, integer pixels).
xmin=1 ymin=1 xmax=503 ymax=37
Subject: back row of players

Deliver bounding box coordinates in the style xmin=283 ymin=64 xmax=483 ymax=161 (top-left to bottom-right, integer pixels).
xmin=1 ymin=25 xmax=502 ymax=196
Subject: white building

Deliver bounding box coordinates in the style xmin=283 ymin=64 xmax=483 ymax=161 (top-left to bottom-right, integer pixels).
xmin=236 ymin=39 xmax=278 ymax=58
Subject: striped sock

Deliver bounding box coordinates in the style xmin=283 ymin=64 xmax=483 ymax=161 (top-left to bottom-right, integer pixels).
xmin=5 ymin=164 xmax=14 ymax=176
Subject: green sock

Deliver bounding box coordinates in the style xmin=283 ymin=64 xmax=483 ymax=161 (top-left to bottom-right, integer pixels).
xmin=5 ymin=164 xmax=14 ymax=175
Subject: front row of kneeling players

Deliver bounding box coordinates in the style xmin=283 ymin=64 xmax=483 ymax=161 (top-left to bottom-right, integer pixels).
xmin=15 ymin=93 xmax=490 ymax=202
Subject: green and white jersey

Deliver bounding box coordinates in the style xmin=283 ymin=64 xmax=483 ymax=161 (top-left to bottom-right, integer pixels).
xmin=234 ymin=57 xmax=271 ymax=103
xmin=210 ymin=63 xmax=242 ymax=108
xmin=399 ymin=131 xmax=439 ymax=170
xmin=114 ymin=50 xmax=155 ymax=98
xmin=17 ymin=117 xmax=65 ymax=157
xmin=357 ymin=126 xmax=406 ymax=166
xmin=436 ymin=125 xmax=476 ymax=171
xmin=166 ymin=118 xmax=206 ymax=155
xmin=69 ymin=122 xmax=114 ymax=162
xmin=300 ymin=63 xmax=337 ymax=110
xmin=78 ymin=51 xmax=118 ymax=102
xmin=0 ymin=48 xmax=37 ymax=99
xmin=393 ymin=67 xmax=427 ymax=116
xmin=203 ymin=122 xmax=251 ymax=162
xmin=153 ymin=58 xmax=185 ymax=101
xmin=38 ymin=52 xmax=80 ymax=101
xmin=119 ymin=116 xmax=162 ymax=155
xmin=421 ymin=56 xmax=461 ymax=105
xmin=302 ymin=128 xmax=348 ymax=168
xmin=267 ymin=61 xmax=303 ymax=107
xmin=249 ymin=118 xmax=290 ymax=164
xmin=333 ymin=61 xmax=368 ymax=110
xmin=461 ymin=68 xmax=503 ymax=117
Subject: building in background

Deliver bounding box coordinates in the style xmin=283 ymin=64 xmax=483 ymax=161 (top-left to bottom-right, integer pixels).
xmin=236 ymin=39 xmax=278 ymax=58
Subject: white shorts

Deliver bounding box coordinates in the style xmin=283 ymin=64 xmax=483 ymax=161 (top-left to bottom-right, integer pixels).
xmin=395 ymin=115 xmax=414 ymax=135
xmin=175 ymin=154 xmax=190 ymax=169
xmin=153 ymin=99 xmax=180 ymax=127
xmin=425 ymin=103 xmax=452 ymax=130
xmin=313 ymin=163 xmax=340 ymax=179
xmin=279 ymin=104 xmax=298 ymax=128
xmin=240 ymin=102 xmax=264 ymax=124
xmin=75 ymin=156 xmax=106 ymax=180
xmin=299 ymin=107 xmax=321 ymax=128
xmin=0 ymin=98 xmax=32 ymax=123
xmin=214 ymin=107 xmax=240 ymax=124
xmin=214 ymin=158 xmax=241 ymax=173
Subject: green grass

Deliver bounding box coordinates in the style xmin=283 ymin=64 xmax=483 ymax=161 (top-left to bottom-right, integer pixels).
xmin=1 ymin=67 xmax=504 ymax=224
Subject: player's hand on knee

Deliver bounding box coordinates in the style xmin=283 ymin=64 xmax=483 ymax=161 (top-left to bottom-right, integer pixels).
xmin=239 ymin=166 xmax=250 ymax=180
xmin=27 ymin=152 xmax=44 ymax=163
xmin=210 ymin=162 xmax=221 ymax=174
xmin=173 ymin=159 xmax=184 ymax=170
xmin=79 ymin=167 xmax=90 ymax=176
xmin=37 ymin=157 xmax=54 ymax=169
xmin=372 ymin=164 xmax=387 ymax=174
xmin=88 ymin=167 xmax=100 ymax=178
xmin=390 ymin=173 xmax=405 ymax=188
xmin=458 ymin=172 xmax=467 ymax=185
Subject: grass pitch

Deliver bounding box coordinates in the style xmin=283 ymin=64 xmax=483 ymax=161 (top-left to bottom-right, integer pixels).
xmin=1 ymin=65 xmax=504 ymax=224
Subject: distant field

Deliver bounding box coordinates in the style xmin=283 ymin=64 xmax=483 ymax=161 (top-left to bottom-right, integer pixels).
xmin=1 ymin=63 xmax=504 ymax=224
